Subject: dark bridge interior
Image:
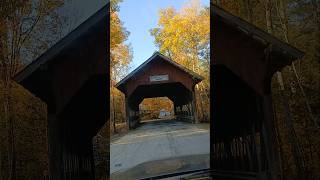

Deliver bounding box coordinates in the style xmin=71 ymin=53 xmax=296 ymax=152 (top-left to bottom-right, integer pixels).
xmin=212 ymin=65 xmax=264 ymax=174
xmin=212 ymin=65 xmax=260 ymax=139
xmin=129 ymin=82 xmax=191 ymax=107
xmin=59 ymin=75 xmax=107 ymax=143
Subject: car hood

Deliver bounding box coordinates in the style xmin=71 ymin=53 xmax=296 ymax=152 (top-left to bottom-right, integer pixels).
xmin=110 ymin=154 xmax=210 ymax=180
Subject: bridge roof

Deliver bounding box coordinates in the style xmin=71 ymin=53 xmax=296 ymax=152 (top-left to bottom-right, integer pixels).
xmin=14 ymin=5 xmax=108 ymax=114
xmin=115 ymin=52 xmax=204 ymax=92
xmin=14 ymin=5 xmax=108 ymax=83
xmin=212 ymin=4 xmax=304 ymax=60
xmin=211 ymin=4 xmax=304 ymax=95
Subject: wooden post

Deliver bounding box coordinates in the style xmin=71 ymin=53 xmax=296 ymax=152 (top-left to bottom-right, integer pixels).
xmin=261 ymin=94 xmax=281 ymax=180
xmin=173 ymin=104 xmax=177 ymax=119
xmin=90 ymin=144 xmax=96 ymax=180
xmin=47 ymin=114 xmax=63 ymax=180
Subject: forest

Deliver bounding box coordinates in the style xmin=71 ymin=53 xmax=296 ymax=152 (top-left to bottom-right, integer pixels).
xmin=0 ymin=1 xmax=69 ymax=179
xmin=0 ymin=0 xmax=319 ymax=179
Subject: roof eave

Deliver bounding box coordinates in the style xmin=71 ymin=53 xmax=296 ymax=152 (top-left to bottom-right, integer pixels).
xmin=14 ymin=4 xmax=109 ymax=83
xmin=115 ymin=52 xmax=204 ymax=88
xmin=212 ymin=4 xmax=305 ymax=60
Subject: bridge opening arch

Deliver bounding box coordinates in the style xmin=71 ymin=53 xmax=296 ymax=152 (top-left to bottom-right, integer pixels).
xmin=139 ymin=97 xmax=174 ymax=121
xmin=128 ymin=82 xmax=195 ymax=125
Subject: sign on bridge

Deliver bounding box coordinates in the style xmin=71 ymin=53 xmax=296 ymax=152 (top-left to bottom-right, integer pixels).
xmin=149 ymin=74 xmax=169 ymax=82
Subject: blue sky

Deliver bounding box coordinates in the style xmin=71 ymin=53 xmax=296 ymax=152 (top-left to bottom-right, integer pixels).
xmin=118 ymin=0 xmax=209 ymax=71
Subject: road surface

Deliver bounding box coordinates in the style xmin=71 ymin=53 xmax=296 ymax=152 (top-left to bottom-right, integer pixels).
xmin=110 ymin=119 xmax=210 ymax=179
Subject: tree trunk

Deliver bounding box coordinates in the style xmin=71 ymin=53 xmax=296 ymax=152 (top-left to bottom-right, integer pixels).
xmin=276 ymin=0 xmax=318 ymax=128
xmin=280 ymin=90 xmax=305 ymax=179
xmin=112 ymin=90 xmax=117 ymax=134
xmin=195 ymin=84 xmax=204 ymax=122
xmin=3 ymin=82 xmax=16 ymax=180
xmin=266 ymin=0 xmax=306 ymax=178
xmin=216 ymin=0 xmax=221 ymax=6
xmin=264 ymin=1 xmax=286 ymax=179
xmin=244 ymin=0 xmax=253 ymax=23
xmin=273 ymin=103 xmax=284 ymax=180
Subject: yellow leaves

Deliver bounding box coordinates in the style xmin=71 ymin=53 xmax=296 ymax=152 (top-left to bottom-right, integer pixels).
xmin=150 ymin=0 xmax=210 ymax=73
xmin=150 ymin=0 xmax=210 ymax=122
xmin=110 ymin=43 xmax=132 ymax=74
xmin=139 ymin=97 xmax=174 ymax=120
xmin=110 ymin=9 xmax=132 ymax=81
xmin=0 ymin=80 xmax=48 ymax=179
xmin=110 ymin=12 xmax=126 ymax=50
xmin=158 ymin=7 xmax=176 ymax=26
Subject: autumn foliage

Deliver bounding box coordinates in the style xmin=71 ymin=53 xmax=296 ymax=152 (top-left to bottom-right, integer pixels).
xmin=150 ymin=0 xmax=210 ymax=122
xmin=214 ymin=0 xmax=320 ymax=179
xmin=0 ymin=1 xmax=64 ymax=179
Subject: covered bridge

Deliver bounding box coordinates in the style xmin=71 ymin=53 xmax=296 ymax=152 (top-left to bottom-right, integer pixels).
xmin=116 ymin=52 xmax=204 ymax=129
xmin=14 ymin=5 xmax=108 ymax=180
xmin=11 ymin=1 xmax=306 ymax=179
xmin=211 ymin=4 xmax=304 ymax=180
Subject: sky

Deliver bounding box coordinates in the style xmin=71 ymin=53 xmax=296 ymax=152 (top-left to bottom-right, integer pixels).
xmin=23 ymin=0 xmax=106 ymax=65
xmin=118 ymin=0 xmax=209 ymax=71
xmin=23 ymin=0 xmax=210 ymax=69
xmin=58 ymin=0 xmax=107 ymax=38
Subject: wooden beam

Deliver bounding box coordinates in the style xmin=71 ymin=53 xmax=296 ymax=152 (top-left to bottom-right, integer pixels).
xmin=261 ymin=94 xmax=281 ymax=180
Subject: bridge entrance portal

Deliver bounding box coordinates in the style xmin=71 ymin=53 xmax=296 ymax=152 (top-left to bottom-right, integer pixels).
xmin=116 ymin=52 xmax=204 ymax=129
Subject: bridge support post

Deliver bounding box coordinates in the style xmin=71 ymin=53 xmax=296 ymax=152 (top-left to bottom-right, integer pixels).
xmin=257 ymin=94 xmax=281 ymax=180
xmin=260 ymin=94 xmax=281 ymax=180
xmin=47 ymin=114 xmax=63 ymax=180
xmin=47 ymin=114 xmax=97 ymax=180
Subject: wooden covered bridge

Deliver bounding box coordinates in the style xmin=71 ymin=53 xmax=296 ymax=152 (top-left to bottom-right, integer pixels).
xmin=14 ymin=5 xmax=108 ymax=180
xmin=115 ymin=52 xmax=204 ymax=129
xmin=11 ymin=2 xmax=305 ymax=180
xmin=210 ymin=4 xmax=304 ymax=180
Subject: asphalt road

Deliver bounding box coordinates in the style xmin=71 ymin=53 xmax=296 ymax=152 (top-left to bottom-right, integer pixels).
xmin=110 ymin=119 xmax=210 ymax=179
